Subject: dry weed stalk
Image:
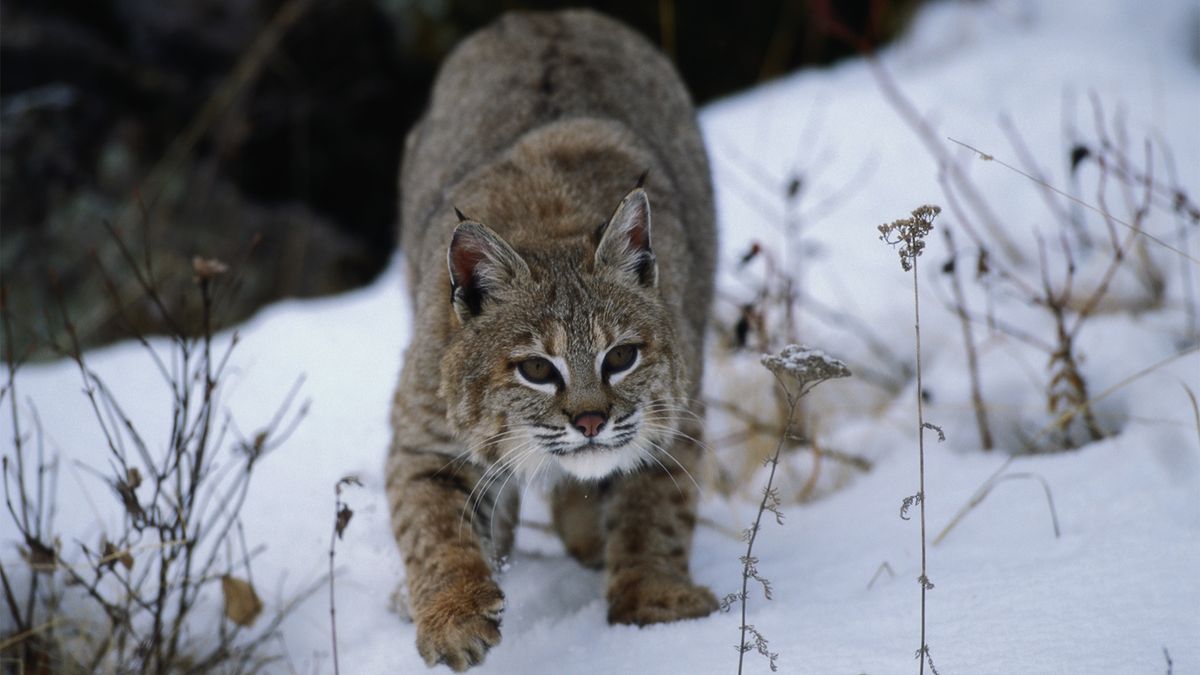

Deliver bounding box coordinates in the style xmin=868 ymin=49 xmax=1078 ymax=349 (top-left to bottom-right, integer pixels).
xmin=329 ymin=475 xmax=362 ymax=675
xmin=866 ymin=561 xmax=895 ymax=590
xmin=1 ymin=224 xmax=311 ymax=673
xmin=1183 ymin=384 xmax=1200 ymax=451
xmin=878 ymin=204 xmax=941 ymax=675
xmin=723 ymin=345 xmax=850 ymax=674
xmin=941 ymin=227 xmax=994 ymax=450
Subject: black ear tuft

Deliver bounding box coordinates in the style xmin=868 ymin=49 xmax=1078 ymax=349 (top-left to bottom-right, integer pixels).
xmin=635 ymin=169 xmax=649 ymax=189
xmin=454 ymin=206 xmax=469 ymax=222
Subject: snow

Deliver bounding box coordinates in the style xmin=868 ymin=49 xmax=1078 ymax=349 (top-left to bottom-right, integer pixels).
xmin=4 ymin=0 xmax=1198 ymax=672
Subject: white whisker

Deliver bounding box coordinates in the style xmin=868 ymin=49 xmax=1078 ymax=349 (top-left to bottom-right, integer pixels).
xmin=640 ymin=420 xmax=714 ymax=454
xmin=487 ymin=445 xmax=538 ymax=545
xmin=459 ymin=439 xmax=539 ymax=535
xmin=642 ymin=437 xmax=702 ymax=494
xmin=634 ymin=442 xmax=684 ymax=497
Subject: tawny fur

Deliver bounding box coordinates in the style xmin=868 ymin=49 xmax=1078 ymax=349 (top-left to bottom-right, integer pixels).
xmin=387 ymin=10 xmax=717 ymax=671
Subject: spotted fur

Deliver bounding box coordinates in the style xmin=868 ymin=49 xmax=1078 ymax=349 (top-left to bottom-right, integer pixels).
xmin=387 ymin=10 xmax=717 ymax=670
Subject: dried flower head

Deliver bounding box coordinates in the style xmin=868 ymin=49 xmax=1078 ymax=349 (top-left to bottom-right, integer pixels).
xmin=878 ymin=204 xmax=942 ymax=271
xmin=192 ymin=256 xmax=229 ymax=281
xmin=760 ymin=344 xmax=851 ymax=386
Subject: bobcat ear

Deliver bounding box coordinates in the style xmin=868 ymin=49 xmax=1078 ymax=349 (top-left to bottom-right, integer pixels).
xmin=447 ymin=220 xmax=529 ymax=321
xmin=595 ymin=187 xmax=656 ymax=287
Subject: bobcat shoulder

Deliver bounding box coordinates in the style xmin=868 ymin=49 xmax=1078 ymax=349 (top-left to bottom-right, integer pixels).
xmin=386 ymin=10 xmax=717 ymax=670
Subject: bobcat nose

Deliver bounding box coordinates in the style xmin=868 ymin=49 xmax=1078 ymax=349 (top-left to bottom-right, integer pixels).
xmin=572 ymin=411 xmax=608 ymax=438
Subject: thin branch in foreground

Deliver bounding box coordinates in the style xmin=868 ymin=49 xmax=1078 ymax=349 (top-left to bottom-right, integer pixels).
xmin=946 ymin=137 xmax=1200 ymax=266
xmin=879 ymin=204 xmax=940 ymax=675
xmin=867 ymin=561 xmax=895 ymax=590
xmin=942 ymin=227 xmax=994 ymax=450
xmin=728 ymin=345 xmax=850 ymax=675
xmin=329 ymin=475 xmax=362 ymax=675
xmin=1183 ymin=383 xmax=1200 ymax=451
xmin=932 ymin=470 xmax=1061 ymax=548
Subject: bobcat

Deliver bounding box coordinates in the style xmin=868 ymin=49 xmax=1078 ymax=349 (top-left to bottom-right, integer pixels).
xmin=386 ymin=9 xmax=717 ymax=670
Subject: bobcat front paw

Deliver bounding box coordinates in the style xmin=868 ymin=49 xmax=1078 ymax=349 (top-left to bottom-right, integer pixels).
xmin=606 ymin=572 xmax=719 ymax=626
xmin=414 ymin=580 xmax=504 ymax=671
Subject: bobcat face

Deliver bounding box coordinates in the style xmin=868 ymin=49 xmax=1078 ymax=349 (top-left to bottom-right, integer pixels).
xmin=439 ymin=188 xmax=687 ymax=480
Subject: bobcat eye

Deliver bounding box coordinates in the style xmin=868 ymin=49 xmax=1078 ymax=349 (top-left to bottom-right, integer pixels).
xmin=516 ymin=357 xmax=559 ymax=385
xmin=602 ymin=344 xmax=639 ymax=377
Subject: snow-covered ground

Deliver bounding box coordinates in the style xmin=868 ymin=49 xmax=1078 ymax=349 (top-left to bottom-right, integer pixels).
xmin=4 ymin=0 xmax=1198 ymax=672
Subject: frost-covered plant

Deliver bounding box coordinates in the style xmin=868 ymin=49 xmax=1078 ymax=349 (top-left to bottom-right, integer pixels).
xmin=724 ymin=345 xmax=850 ymax=674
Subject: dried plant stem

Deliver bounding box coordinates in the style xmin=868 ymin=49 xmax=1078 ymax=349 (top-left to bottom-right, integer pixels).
xmin=993 ymin=473 xmax=1061 ymax=538
xmin=946 ymin=137 xmax=1199 ymax=266
xmin=698 ymin=516 xmax=744 ymax=542
xmin=1183 ymin=384 xmax=1200 ymax=451
xmin=736 ymin=378 xmax=798 ymax=675
xmin=944 ymin=229 xmax=994 ymax=450
xmin=730 ymin=348 xmax=850 ymax=673
xmin=867 ymin=561 xmax=895 ymax=590
xmin=795 ymin=434 xmax=823 ymax=501
xmin=879 ymin=206 xmax=939 ymax=674
xmin=0 ymin=618 xmax=64 ymax=652
xmin=329 ymin=476 xmax=360 ymax=675
xmin=910 ymin=251 xmax=932 ymax=675
xmin=329 ymin=517 xmax=341 ymax=675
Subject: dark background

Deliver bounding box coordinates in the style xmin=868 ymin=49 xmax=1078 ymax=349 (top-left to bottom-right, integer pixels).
xmin=0 ymin=0 xmax=921 ymax=357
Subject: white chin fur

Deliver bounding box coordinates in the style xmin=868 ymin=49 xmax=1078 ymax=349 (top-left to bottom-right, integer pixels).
xmin=553 ymin=446 xmax=643 ymax=480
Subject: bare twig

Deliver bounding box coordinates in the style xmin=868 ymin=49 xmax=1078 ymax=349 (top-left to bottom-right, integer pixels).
xmin=729 ymin=346 xmax=850 ymax=674
xmin=329 ymin=476 xmax=362 ymax=675
xmin=947 ymin=137 xmax=1199 ymax=266
xmin=943 ymin=228 xmax=994 ymax=450
xmin=867 ymin=561 xmax=895 ymax=590
xmin=879 ymin=205 xmax=940 ymax=675
xmin=735 ymin=384 xmax=794 ymax=675
xmin=1181 ymin=384 xmax=1200 ymax=452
